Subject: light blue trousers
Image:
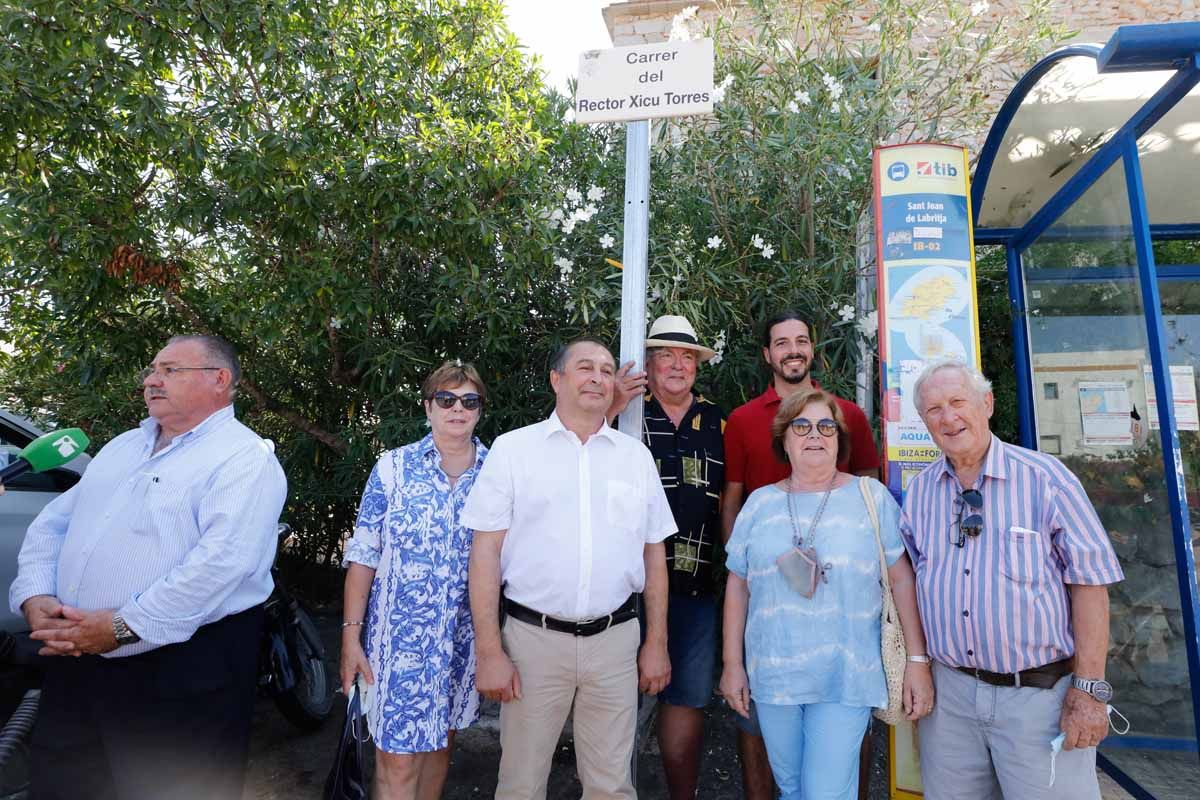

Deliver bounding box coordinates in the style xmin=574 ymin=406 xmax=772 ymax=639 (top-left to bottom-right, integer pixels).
xmin=756 ymin=702 xmax=872 ymax=800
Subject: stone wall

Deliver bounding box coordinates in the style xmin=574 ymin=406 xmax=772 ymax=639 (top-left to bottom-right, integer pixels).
xmin=602 ymin=0 xmax=1198 ymax=48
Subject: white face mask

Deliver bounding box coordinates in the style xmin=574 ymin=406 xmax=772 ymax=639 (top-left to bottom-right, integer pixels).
xmin=1047 ymin=705 xmax=1131 ymax=787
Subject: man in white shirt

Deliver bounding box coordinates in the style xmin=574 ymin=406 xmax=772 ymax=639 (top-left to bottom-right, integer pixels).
xmin=464 ymin=337 xmax=676 ymax=800
xmin=11 ymin=334 xmax=287 ymax=800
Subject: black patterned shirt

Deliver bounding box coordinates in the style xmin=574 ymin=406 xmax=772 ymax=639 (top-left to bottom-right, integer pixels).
xmin=641 ymin=393 xmax=726 ymax=596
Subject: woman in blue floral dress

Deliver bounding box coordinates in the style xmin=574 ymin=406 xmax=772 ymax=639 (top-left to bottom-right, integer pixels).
xmin=340 ymin=361 xmax=488 ymax=800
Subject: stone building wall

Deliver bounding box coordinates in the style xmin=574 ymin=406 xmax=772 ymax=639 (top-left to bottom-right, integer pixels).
xmin=602 ymin=0 xmax=1198 ymax=48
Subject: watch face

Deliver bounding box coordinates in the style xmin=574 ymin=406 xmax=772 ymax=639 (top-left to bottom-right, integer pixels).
xmin=1094 ymin=681 xmax=1113 ymax=703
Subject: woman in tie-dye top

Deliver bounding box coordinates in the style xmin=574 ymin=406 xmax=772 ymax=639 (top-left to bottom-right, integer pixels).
xmin=719 ymin=387 xmax=933 ymax=800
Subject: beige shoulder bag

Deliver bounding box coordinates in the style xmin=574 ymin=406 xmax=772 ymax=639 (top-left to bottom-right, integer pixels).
xmin=860 ymin=477 xmax=907 ymax=725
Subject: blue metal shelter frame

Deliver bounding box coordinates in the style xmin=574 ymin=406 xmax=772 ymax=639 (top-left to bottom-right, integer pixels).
xmin=971 ymin=22 xmax=1200 ymax=800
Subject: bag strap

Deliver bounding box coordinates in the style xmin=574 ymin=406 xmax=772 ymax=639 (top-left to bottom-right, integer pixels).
xmin=859 ymin=477 xmax=891 ymax=596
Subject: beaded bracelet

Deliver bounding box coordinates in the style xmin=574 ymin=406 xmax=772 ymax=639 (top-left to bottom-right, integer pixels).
xmin=342 ymin=620 xmax=364 ymax=628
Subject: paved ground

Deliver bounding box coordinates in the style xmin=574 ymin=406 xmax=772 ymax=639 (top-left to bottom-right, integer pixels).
xmin=242 ymin=611 xmax=1137 ymax=799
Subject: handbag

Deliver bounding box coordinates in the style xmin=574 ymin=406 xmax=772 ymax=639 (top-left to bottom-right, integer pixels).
xmin=860 ymin=477 xmax=907 ymax=726
xmin=323 ymin=681 xmax=371 ymax=800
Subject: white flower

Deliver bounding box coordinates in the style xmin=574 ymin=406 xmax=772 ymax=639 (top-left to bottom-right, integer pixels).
xmin=822 ymin=72 xmax=844 ymax=100
xmin=549 ymin=208 xmax=564 ymax=221
xmin=650 ymin=285 xmax=662 ymax=301
xmin=970 ymin=1 xmax=989 ymax=15
xmin=669 ymin=5 xmax=700 ymax=41
xmin=673 ymin=273 xmax=683 ymax=282
xmin=865 ymin=22 xmax=881 ymax=32
xmin=330 ymin=317 xmax=343 ymax=330
xmin=834 ymin=164 xmax=852 ymax=180
xmin=566 ymin=299 xmax=576 ymax=312
xmin=709 ymin=352 xmax=723 ymax=365
xmin=830 ymin=301 xmax=840 ymax=311
xmin=838 ymin=304 xmax=856 ymax=322
xmin=581 ymin=204 xmax=598 ymax=220
xmin=712 ymin=74 xmax=735 ymax=104
xmin=555 ymin=256 xmax=574 ymax=275
xmin=857 ymin=310 xmax=878 ymax=338
xmin=587 ymin=185 xmax=605 ymax=202
xmin=565 ymin=188 xmax=582 ymax=205
xmin=706 ymin=235 xmax=722 ymax=250
xmin=599 ymin=233 xmax=615 ymax=249
xmin=793 ymin=89 xmax=811 ymax=106
xmin=562 ymin=217 xmax=577 ymax=234
xmin=760 ymin=244 xmax=775 ymax=260
xmin=750 ymin=233 xmax=765 ymax=249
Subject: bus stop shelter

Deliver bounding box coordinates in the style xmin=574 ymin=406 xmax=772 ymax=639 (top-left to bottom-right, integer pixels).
xmin=971 ymin=21 xmax=1200 ymax=799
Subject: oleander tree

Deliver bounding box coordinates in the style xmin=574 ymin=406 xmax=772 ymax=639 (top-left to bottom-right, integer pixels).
xmin=0 ymin=0 xmax=1063 ymax=572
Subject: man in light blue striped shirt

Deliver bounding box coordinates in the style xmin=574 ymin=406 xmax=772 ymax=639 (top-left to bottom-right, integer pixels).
xmin=9 ymin=334 xmax=287 ymax=800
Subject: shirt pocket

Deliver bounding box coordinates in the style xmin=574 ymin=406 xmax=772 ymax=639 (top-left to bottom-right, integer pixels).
xmin=133 ymin=474 xmax=194 ymax=539
xmin=999 ymin=525 xmax=1048 ymax=587
xmin=606 ymin=479 xmax=643 ymax=535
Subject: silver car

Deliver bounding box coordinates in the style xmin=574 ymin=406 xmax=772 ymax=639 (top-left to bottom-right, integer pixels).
xmin=0 ymin=410 xmax=91 ymax=632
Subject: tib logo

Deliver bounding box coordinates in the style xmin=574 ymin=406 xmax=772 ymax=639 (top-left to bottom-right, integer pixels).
xmin=887 ymin=162 xmax=909 ymax=181
xmin=52 ymin=435 xmax=79 ymax=458
xmin=916 ymin=161 xmax=959 ymax=178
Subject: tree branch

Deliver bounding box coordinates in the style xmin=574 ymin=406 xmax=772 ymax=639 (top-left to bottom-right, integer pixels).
xmin=161 ymin=288 xmax=348 ymax=454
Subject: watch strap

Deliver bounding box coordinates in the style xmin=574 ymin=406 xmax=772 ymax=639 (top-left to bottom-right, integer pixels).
xmin=112 ymin=613 xmax=141 ymax=645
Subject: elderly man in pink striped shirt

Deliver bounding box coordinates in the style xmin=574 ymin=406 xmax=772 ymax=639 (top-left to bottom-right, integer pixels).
xmin=900 ymin=358 xmax=1123 ymax=800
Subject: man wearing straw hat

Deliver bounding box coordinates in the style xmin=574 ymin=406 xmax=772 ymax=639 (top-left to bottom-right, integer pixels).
xmin=610 ymin=314 xmax=727 ymax=800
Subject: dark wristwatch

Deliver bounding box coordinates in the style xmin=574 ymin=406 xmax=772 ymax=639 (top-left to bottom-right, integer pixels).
xmin=1071 ymin=675 xmax=1113 ymax=703
xmin=112 ymin=613 xmax=141 ymax=646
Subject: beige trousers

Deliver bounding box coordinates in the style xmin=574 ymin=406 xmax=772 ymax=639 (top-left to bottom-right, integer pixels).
xmin=496 ymin=616 xmax=639 ymax=800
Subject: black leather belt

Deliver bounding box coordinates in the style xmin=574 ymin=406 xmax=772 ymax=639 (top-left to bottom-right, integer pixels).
xmin=955 ymin=657 xmax=1072 ymax=690
xmin=504 ymin=595 xmax=638 ymax=637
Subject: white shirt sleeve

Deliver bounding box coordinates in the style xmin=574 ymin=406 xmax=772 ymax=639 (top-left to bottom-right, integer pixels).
xmin=460 ymin=435 xmax=514 ymax=532
xmin=641 ymin=446 xmax=676 ymax=544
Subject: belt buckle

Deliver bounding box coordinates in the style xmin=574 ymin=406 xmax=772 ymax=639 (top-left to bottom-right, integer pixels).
xmin=1014 ymin=670 xmax=1022 ymax=689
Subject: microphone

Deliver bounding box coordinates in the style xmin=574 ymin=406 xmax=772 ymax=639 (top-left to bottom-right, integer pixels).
xmin=0 ymin=428 xmax=90 ymax=484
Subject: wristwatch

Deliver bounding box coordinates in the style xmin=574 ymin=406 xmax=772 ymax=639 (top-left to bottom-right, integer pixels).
xmin=1071 ymin=675 xmax=1113 ymax=703
xmin=112 ymin=613 xmax=141 ymax=646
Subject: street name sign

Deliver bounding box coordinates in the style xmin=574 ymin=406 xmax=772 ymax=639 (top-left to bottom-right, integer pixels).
xmin=576 ymin=39 xmax=714 ymax=124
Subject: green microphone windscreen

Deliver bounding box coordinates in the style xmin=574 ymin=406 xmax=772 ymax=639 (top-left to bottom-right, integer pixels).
xmin=18 ymin=428 xmax=90 ymax=472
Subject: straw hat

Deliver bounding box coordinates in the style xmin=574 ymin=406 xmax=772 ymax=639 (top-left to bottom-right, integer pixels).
xmin=645 ymin=315 xmax=717 ymax=362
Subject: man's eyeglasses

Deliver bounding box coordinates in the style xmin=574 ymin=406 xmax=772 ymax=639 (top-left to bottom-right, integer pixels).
xmin=951 ymin=488 xmax=984 ymax=547
xmin=430 ymin=391 xmax=483 ymax=411
xmin=790 ymin=417 xmax=839 ymax=438
xmin=139 ymin=366 xmax=222 ymax=382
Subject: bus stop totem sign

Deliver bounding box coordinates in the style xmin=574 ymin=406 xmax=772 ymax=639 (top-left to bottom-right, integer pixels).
xmin=873 ymin=143 xmax=984 ymax=502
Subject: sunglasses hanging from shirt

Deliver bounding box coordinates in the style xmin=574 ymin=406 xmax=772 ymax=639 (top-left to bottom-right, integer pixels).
xmin=950 ymin=488 xmax=984 ymax=547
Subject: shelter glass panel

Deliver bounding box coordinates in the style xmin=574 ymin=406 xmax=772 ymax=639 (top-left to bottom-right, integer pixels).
xmin=1022 ymin=160 xmax=1196 ymax=745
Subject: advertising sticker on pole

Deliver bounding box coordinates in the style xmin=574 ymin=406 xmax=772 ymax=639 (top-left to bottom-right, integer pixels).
xmin=874 ymin=143 xmax=982 ymax=501
xmin=873 ymin=142 xmax=981 ymax=800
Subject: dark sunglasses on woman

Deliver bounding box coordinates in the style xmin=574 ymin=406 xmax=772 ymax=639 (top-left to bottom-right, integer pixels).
xmin=430 ymin=391 xmax=483 ymax=411
xmin=790 ymin=417 xmax=839 ymax=437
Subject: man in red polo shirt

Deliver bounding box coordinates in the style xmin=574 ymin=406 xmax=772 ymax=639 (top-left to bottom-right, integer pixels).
xmin=721 ymin=308 xmax=879 ymax=800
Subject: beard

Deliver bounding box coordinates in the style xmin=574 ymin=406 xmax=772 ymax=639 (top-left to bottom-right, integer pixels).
xmin=773 ymin=355 xmax=810 ymax=384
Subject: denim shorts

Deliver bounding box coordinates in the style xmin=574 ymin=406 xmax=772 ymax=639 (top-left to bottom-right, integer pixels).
xmin=658 ymin=591 xmax=718 ymax=709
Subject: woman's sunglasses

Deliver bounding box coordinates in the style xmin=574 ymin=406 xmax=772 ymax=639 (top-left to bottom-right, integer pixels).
xmin=430 ymin=391 xmax=483 ymax=411
xmin=790 ymin=417 xmax=839 ymax=437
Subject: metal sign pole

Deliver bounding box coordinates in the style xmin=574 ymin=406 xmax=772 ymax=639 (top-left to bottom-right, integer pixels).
xmin=616 ymin=119 xmax=650 ymax=438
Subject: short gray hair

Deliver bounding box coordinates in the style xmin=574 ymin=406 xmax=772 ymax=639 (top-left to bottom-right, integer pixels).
xmin=913 ymin=357 xmax=992 ymax=410
xmin=167 ymin=334 xmax=241 ymax=395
